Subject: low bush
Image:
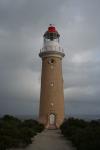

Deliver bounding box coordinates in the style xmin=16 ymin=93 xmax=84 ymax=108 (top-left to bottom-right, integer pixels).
xmin=60 ymin=118 xmax=100 ymax=150
xmin=0 ymin=115 xmax=44 ymax=150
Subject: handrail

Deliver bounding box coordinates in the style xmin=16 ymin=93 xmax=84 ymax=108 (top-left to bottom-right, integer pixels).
xmin=40 ymin=46 xmax=64 ymax=53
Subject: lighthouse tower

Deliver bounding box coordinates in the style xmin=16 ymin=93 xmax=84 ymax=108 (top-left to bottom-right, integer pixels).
xmin=39 ymin=25 xmax=65 ymax=129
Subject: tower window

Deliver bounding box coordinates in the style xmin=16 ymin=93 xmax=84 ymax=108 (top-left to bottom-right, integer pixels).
xmin=50 ymin=82 xmax=54 ymax=87
xmin=48 ymin=58 xmax=55 ymax=64
xmin=50 ymin=102 xmax=54 ymax=106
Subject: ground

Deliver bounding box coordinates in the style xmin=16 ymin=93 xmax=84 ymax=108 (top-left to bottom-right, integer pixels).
xmin=12 ymin=130 xmax=76 ymax=150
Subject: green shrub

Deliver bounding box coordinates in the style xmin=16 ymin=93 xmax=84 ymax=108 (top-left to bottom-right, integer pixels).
xmin=0 ymin=115 xmax=44 ymax=149
xmin=60 ymin=118 xmax=100 ymax=150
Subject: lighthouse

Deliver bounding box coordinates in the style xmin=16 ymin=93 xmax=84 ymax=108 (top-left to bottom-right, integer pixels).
xmin=39 ymin=25 xmax=65 ymax=129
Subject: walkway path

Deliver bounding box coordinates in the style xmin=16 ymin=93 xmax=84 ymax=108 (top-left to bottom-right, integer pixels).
xmin=14 ymin=130 xmax=75 ymax=150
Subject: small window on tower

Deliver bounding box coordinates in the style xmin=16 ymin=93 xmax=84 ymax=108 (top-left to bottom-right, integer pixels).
xmin=50 ymin=102 xmax=54 ymax=106
xmin=50 ymin=82 xmax=54 ymax=87
xmin=48 ymin=58 xmax=55 ymax=64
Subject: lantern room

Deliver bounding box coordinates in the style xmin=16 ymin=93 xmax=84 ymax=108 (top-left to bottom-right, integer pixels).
xmin=40 ymin=25 xmax=64 ymax=53
xmin=44 ymin=24 xmax=60 ymax=42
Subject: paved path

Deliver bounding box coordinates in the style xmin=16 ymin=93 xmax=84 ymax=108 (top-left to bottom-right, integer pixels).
xmin=13 ymin=130 xmax=75 ymax=150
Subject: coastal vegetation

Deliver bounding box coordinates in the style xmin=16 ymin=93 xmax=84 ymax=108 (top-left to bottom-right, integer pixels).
xmin=0 ymin=115 xmax=44 ymax=150
xmin=60 ymin=118 xmax=100 ymax=150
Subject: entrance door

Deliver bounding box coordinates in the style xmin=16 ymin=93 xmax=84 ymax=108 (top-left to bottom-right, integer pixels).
xmin=49 ymin=114 xmax=56 ymax=125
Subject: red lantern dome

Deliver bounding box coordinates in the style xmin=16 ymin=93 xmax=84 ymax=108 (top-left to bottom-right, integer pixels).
xmin=48 ymin=25 xmax=56 ymax=32
xmin=44 ymin=24 xmax=60 ymax=41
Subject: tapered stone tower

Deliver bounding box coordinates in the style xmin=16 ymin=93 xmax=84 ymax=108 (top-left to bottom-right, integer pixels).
xmin=39 ymin=25 xmax=65 ymax=129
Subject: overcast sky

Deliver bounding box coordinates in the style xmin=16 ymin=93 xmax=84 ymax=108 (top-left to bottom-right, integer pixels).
xmin=0 ymin=0 xmax=100 ymax=117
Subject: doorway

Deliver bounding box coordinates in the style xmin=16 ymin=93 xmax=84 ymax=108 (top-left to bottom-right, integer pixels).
xmin=48 ymin=113 xmax=56 ymax=129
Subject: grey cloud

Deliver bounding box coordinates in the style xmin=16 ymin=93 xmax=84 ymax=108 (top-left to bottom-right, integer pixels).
xmin=63 ymin=61 xmax=100 ymax=88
